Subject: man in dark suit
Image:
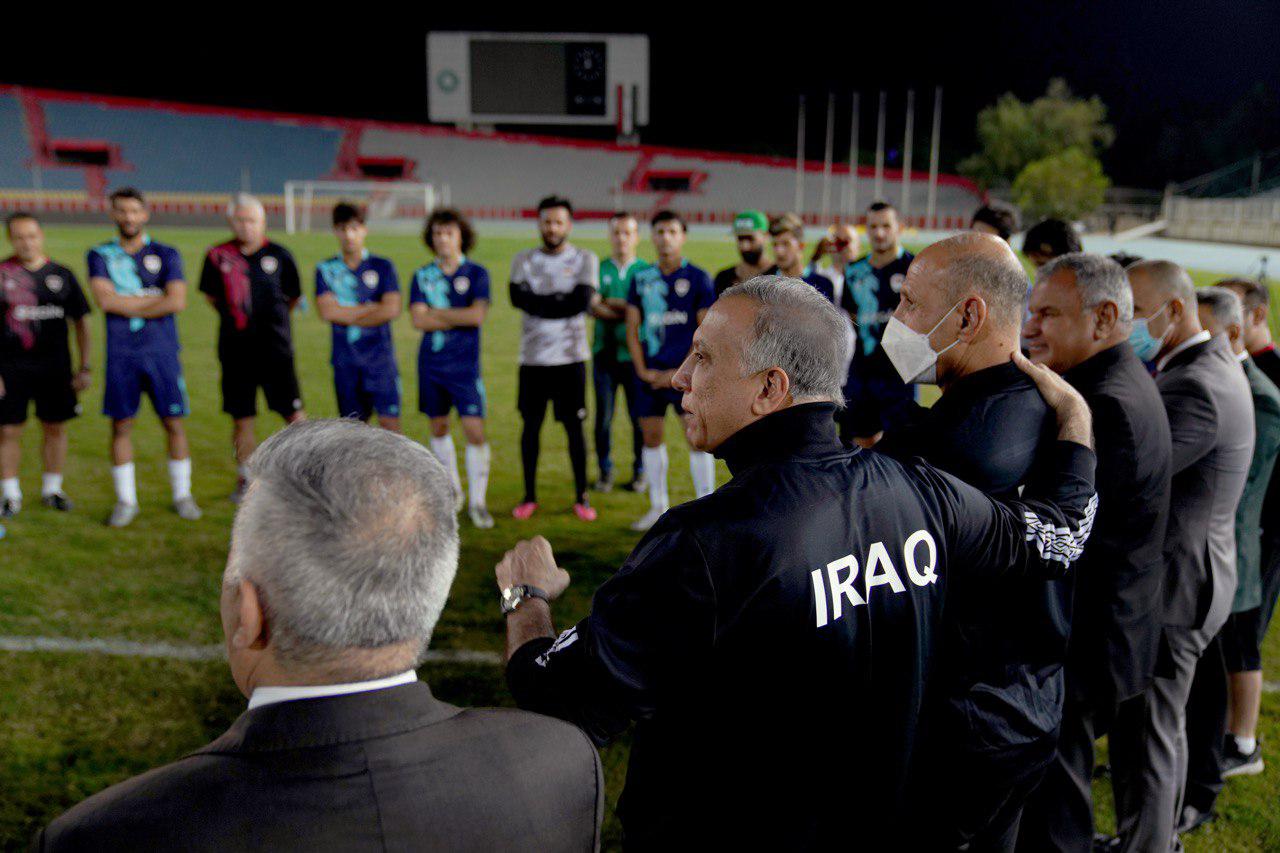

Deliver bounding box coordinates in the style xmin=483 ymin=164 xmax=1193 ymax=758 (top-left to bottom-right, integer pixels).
xmin=36 ymin=421 xmax=602 ymax=852
xmin=873 ymin=233 xmax=1067 ymax=851
xmin=1179 ymin=288 xmax=1280 ymax=832
xmin=1220 ymin=277 xmax=1280 ymax=775
xmin=1111 ymin=260 xmax=1254 ymax=852
xmin=1017 ymin=253 xmax=1173 ymax=852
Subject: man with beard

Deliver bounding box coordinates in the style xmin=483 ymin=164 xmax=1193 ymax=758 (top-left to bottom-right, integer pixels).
xmin=87 ymin=187 xmax=199 ymax=527
xmin=508 ymin=196 xmax=600 ymax=522
xmin=713 ymin=210 xmax=772 ymax=297
xmin=839 ymin=201 xmax=914 ymax=445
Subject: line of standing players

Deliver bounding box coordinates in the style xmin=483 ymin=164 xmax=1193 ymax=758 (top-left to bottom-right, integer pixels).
xmin=0 ymin=187 xmax=916 ymax=533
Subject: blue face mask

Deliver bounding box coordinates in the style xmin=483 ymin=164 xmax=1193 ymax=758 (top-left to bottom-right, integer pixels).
xmin=1129 ymin=303 xmax=1170 ymax=362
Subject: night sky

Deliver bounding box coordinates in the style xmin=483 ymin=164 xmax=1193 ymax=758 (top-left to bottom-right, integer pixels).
xmin=3 ymin=3 xmax=1277 ymax=190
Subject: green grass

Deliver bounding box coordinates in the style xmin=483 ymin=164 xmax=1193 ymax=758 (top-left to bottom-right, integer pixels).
xmin=1 ymin=226 xmax=1278 ymax=850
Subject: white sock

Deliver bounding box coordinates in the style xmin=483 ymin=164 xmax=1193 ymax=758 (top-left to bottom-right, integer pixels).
xmin=429 ymin=435 xmax=462 ymax=497
xmin=236 ymin=464 xmax=249 ymax=481
xmin=168 ymin=457 xmax=192 ymax=502
xmin=465 ymin=443 xmax=490 ymax=509
xmin=689 ymin=450 xmax=716 ymax=498
xmin=112 ymin=463 xmax=137 ymax=506
xmin=42 ymin=473 xmax=63 ymax=497
xmin=642 ymin=445 xmax=669 ymax=514
xmin=1235 ymin=735 xmax=1258 ymax=754
xmin=1 ymin=478 xmax=20 ymax=502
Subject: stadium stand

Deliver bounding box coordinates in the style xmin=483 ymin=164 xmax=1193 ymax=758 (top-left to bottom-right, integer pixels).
xmin=0 ymin=85 xmax=982 ymax=226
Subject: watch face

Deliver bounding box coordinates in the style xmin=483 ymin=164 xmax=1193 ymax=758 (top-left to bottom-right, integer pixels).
xmin=501 ymin=585 xmax=522 ymax=613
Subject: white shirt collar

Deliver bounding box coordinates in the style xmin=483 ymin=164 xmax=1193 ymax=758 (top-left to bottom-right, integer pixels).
xmin=1157 ymin=329 xmax=1211 ymax=373
xmin=248 ymin=669 xmax=417 ymax=711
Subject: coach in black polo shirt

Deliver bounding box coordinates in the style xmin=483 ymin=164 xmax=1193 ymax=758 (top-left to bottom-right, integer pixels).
xmin=498 ymin=275 xmax=1098 ymax=850
xmin=1018 ymin=254 xmax=1173 ymax=851
xmin=874 ymin=233 xmax=1065 ymax=851
xmin=0 ymin=212 xmax=92 ymax=515
xmin=199 ymin=194 xmax=305 ymax=502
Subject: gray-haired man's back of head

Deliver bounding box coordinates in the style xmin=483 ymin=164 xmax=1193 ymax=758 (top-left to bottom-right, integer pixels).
xmin=226 ymin=419 xmax=460 ymax=675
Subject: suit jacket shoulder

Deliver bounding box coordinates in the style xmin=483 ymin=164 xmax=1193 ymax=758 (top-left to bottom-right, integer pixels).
xmin=37 ymin=685 xmax=603 ymax=853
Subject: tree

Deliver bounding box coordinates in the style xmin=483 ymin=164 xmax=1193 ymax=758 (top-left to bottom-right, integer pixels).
xmin=1012 ymin=147 xmax=1110 ymax=221
xmin=960 ymin=79 xmax=1114 ymax=189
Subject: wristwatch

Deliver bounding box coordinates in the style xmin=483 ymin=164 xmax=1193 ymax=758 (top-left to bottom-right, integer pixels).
xmin=500 ymin=584 xmax=548 ymax=615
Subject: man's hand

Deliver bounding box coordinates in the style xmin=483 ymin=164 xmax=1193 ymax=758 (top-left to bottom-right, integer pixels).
xmin=72 ymin=369 xmax=91 ymax=393
xmin=0 ymin=374 xmax=5 ymax=399
xmin=1012 ymin=350 xmax=1093 ymax=448
xmin=496 ymin=536 xmax=571 ymax=600
xmin=648 ymin=369 xmax=676 ymax=390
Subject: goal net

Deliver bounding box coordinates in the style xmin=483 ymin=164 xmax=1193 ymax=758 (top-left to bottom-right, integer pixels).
xmin=283 ymin=181 xmax=441 ymax=234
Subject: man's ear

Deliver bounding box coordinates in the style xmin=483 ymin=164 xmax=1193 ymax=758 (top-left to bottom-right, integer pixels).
xmin=752 ymin=367 xmax=792 ymax=415
xmin=1094 ymin=301 xmax=1119 ymax=339
xmin=235 ymin=579 xmax=270 ymax=651
xmin=957 ymin=296 xmax=988 ymax=342
xmin=1252 ymin=305 xmax=1269 ymax=329
xmin=1167 ymin=297 xmax=1186 ymax=324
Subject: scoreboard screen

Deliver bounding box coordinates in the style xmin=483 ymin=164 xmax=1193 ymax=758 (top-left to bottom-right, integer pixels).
xmin=469 ymin=41 xmax=607 ymax=117
xmin=427 ymin=32 xmax=648 ymax=128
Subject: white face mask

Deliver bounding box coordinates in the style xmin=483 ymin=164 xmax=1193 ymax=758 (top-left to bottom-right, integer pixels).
xmin=881 ymin=301 xmax=964 ymax=384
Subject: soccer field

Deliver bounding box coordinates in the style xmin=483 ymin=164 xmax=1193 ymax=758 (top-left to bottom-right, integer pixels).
xmin=2 ymin=225 xmax=1279 ymax=850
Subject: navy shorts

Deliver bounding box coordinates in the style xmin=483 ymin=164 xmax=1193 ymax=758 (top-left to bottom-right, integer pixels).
xmin=634 ymin=379 xmax=683 ymax=419
xmin=419 ymin=370 xmax=485 ymax=418
xmin=103 ymin=350 xmax=189 ymax=420
xmin=334 ymin=360 xmax=401 ymax=420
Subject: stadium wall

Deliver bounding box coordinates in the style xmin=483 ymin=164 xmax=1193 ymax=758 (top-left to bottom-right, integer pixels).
xmin=0 ymin=85 xmax=983 ymax=229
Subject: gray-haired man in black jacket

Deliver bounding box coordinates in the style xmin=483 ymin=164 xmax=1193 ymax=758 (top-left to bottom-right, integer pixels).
xmin=499 ymin=276 xmax=1098 ymax=851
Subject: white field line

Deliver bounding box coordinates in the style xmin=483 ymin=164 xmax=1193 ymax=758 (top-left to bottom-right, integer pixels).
xmin=0 ymin=635 xmax=1276 ymax=692
xmin=0 ymin=635 xmax=502 ymax=666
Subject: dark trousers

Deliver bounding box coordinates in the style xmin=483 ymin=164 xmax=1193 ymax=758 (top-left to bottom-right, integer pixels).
xmin=592 ymin=356 xmax=642 ymax=481
xmin=916 ymin=733 xmax=1053 ymax=851
xmin=1183 ymin=633 xmax=1228 ymax=814
xmin=1259 ymin=537 xmax=1280 ymax=641
xmin=1018 ymin=682 xmax=1125 ymax=853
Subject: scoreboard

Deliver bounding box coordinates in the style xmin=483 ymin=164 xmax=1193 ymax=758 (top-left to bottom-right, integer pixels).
xmin=427 ymin=32 xmax=649 ymax=131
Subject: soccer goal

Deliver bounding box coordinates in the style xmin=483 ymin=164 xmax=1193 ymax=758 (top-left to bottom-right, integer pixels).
xmin=283 ymin=180 xmax=446 ymax=234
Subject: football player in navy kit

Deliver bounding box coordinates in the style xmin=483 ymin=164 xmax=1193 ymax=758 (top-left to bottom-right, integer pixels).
xmin=314 ymin=203 xmax=403 ymax=431
xmin=87 ymin=188 xmax=199 ymax=527
xmin=409 ymin=208 xmax=494 ymax=529
xmin=839 ymin=201 xmax=915 ymax=446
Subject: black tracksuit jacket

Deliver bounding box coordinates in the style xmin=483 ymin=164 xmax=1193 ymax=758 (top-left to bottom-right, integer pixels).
xmin=508 ymin=403 xmax=1097 ymax=850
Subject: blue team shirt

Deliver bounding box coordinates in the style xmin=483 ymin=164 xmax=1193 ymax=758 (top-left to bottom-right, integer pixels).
xmin=627 ymin=260 xmax=716 ymax=370
xmin=409 ymin=258 xmax=490 ymax=375
xmin=315 ymin=252 xmax=400 ymax=366
xmin=86 ymin=237 xmax=184 ymax=355
xmin=800 ymin=266 xmax=837 ymax=304
xmin=841 ymin=248 xmax=915 ymax=360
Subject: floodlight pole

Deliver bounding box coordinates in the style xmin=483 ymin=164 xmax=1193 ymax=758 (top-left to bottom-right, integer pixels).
xmin=874 ymin=91 xmax=886 ymax=203
xmin=795 ymin=95 xmax=806 ymax=213
xmin=821 ymin=92 xmax=835 ymax=222
xmin=926 ymin=87 xmax=943 ymax=230
xmin=901 ymin=89 xmax=915 ymax=221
